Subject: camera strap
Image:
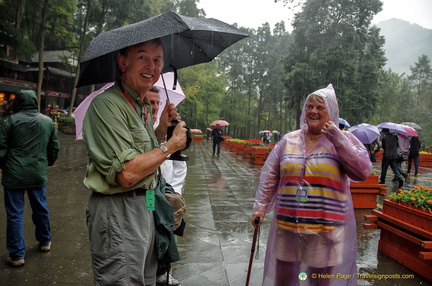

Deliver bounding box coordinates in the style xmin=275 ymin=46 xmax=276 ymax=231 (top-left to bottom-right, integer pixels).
xmin=118 ymin=80 xmax=148 ymax=129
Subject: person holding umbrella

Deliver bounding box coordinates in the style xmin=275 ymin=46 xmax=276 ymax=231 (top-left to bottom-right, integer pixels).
xmin=210 ymin=124 xmax=224 ymax=156
xmin=251 ymin=84 xmax=371 ymax=285
xmin=379 ymin=128 xmax=405 ymax=188
xmin=83 ymin=38 xmax=188 ymax=285
xmin=407 ymin=136 xmax=421 ymax=176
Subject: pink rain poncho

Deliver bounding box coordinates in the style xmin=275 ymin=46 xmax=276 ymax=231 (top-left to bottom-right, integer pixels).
xmin=253 ymin=84 xmax=372 ymax=285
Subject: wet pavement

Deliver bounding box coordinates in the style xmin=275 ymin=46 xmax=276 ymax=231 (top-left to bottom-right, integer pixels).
xmin=0 ymin=133 xmax=431 ymax=285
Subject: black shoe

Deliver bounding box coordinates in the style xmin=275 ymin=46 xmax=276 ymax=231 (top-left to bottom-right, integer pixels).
xmin=415 ymin=173 xmax=418 ymax=176
xmin=398 ymin=180 xmax=403 ymax=188
xmin=379 ymin=181 xmax=385 ymax=185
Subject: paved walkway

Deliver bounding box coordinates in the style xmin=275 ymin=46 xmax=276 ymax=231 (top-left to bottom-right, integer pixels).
xmin=0 ymin=134 xmax=431 ymax=285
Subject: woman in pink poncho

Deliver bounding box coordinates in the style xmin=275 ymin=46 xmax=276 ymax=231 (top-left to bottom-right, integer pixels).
xmin=251 ymin=84 xmax=371 ymax=286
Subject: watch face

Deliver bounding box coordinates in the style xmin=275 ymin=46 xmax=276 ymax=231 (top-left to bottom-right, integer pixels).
xmin=160 ymin=144 xmax=168 ymax=152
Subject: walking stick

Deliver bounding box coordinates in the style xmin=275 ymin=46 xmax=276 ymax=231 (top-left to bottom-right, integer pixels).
xmin=245 ymin=217 xmax=260 ymax=286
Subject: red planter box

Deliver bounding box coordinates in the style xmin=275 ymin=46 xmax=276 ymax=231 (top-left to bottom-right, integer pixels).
xmin=419 ymin=154 xmax=432 ymax=168
xmin=250 ymin=156 xmax=267 ymax=165
xmin=364 ymin=199 xmax=432 ymax=281
xmin=350 ymin=174 xmax=386 ymax=208
xmin=375 ymin=150 xmax=383 ymax=161
xmin=236 ymin=147 xmax=245 ymax=155
xmin=251 ymin=146 xmax=270 ymax=155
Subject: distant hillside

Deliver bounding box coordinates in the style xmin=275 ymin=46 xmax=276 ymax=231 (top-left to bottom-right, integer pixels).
xmin=375 ymin=19 xmax=432 ymax=75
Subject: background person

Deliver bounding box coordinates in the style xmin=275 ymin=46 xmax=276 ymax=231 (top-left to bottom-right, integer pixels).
xmin=407 ymin=136 xmax=421 ymax=176
xmin=0 ymin=90 xmax=60 ymax=267
xmin=251 ymin=84 xmax=371 ymax=286
xmin=210 ymin=124 xmax=224 ymax=156
xmin=379 ymin=128 xmax=404 ymax=188
xmin=83 ymin=39 xmax=187 ymax=285
xmin=146 ymin=86 xmax=185 ymax=286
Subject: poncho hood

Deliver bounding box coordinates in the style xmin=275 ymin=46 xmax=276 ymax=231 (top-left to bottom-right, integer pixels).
xmin=300 ymin=84 xmax=339 ymax=130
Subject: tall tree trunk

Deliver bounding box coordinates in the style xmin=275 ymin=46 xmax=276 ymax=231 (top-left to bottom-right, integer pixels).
xmin=68 ymin=0 xmax=91 ymax=116
xmin=36 ymin=0 xmax=49 ymax=112
xmin=15 ymin=0 xmax=26 ymax=29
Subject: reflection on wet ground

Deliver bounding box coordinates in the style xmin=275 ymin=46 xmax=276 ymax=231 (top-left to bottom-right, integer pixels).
xmin=0 ymin=134 xmax=431 ymax=285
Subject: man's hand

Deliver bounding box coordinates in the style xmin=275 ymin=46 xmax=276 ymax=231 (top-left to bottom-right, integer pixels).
xmin=166 ymin=120 xmax=187 ymax=152
xmin=155 ymin=103 xmax=181 ymax=140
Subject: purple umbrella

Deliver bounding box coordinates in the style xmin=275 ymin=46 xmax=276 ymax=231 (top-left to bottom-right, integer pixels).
xmin=377 ymin=122 xmax=408 ymax=134
xmin=348 ymin=123 xmax=380 ymax=144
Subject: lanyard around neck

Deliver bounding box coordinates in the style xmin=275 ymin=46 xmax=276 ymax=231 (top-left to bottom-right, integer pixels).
xmin=118 ymin=80 xmax=148 ymax=128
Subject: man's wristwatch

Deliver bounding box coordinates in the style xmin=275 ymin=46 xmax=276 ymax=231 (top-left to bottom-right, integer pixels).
xmin=158 ymin=143 xmax=171 ymax=159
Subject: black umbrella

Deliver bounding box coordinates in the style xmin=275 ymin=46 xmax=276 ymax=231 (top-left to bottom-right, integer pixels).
xmin=77 ymin=11 xmax=248 ymax=87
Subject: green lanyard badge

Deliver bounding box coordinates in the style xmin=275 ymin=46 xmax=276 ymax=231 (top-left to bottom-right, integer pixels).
xmin=146 ymin=190 xmax=155 ymax=211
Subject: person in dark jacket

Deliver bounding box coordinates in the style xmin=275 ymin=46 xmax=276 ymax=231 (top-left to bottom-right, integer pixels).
xmin=210 ymin=124 xmax=224 ymax=156
xmin=379 ymin=128 xmax=404 ymax=188
xmin=407 ymin=136 xmax=421 ymax=176
xmin=0 ymin=90 xmax=60 ymax=267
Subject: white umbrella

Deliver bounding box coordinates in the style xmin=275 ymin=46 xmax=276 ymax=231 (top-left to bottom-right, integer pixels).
xmin=154 ymin=72 xmax=186 ymax=119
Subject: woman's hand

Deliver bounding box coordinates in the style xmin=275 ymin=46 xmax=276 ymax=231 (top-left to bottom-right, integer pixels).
xmin=321 ymin=120 xmax=335 ymax=134
xmin=251 ymin=210 xmax=265 ymax=229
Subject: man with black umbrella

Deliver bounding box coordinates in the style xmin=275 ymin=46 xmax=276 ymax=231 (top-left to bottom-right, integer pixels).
xmin=83 ymin=38 xmax=187 ymax=285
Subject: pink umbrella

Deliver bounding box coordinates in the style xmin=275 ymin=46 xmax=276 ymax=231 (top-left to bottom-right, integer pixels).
xmin=73 ymin=72 xmax=185 ymax=140
xmin=74 ymin=82 xmax=114 ymax=140
xmin=210 ymin=120 xmax=229 ymax=126
xmin=400 ymin=124 xmax=419 ymax=137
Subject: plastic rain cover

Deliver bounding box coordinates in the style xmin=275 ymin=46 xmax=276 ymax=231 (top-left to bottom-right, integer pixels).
xmin=253 ymin=84 xmax=372 ymax=285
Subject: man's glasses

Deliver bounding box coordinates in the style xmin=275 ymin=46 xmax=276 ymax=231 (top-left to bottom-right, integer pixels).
xmin=149 ymin=101 xmax=162 ymax=106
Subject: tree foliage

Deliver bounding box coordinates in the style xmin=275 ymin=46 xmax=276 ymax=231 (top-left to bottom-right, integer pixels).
xmin=282 ymin=0 xmax=385 ymax=128
xmin=1 ymin=0 xmax=432 ymax=146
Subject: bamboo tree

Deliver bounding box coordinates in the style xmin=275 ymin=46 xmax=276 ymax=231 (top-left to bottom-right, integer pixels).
xmin=68 ymin=0 xmax=91 ymax=117
xmin=36 ymin=0 xmax=49 ymax=112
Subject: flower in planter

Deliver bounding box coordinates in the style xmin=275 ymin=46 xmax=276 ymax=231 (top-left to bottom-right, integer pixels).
xmin=389 ymin=185 xmax=432 ymax=210
xmin=244 ymin=139 xmax=264 ymax=146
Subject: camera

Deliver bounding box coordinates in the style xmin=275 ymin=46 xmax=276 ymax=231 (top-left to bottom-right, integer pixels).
xmin=167 ymin=120 xmax=192 ymax=161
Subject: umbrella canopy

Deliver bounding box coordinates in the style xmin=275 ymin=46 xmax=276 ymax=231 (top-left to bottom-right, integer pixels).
xmin=73 ymin=73 xmax=185 ymax=140
xmin=259 ymin=131 xmax=273 ymax=137
xmin=74 ymin=82 xmax=114 ymax=140
xmin=190 ymin=129 xmax=202 ymax=134
xmin=77 ymin=11 xmax=248 ymax=87
xmin=377 ymin=122 xmax=407 ymax=134
xmin=210 ymin=120 xmax=229 ymax=126
xmin=272 ymin=130 xmax=279 ymax=133
xmin=400 ymin=124 xmax=419 ymax=137
xmin=154 ymin=72 xmax=186 ymax=119
xmin=348 ymin=123 xmax=380 ymax=144
xmin=397 ymin=133 xmax=410 ymax=152
xmin=400 ymin=122 xmax=422 ymax=130
xmin=338 ymin=118 xmax=350 ymax=128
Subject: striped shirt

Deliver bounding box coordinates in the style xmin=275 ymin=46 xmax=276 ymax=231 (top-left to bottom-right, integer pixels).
xmin=276 ymin=137 xmax=347 ymax=233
